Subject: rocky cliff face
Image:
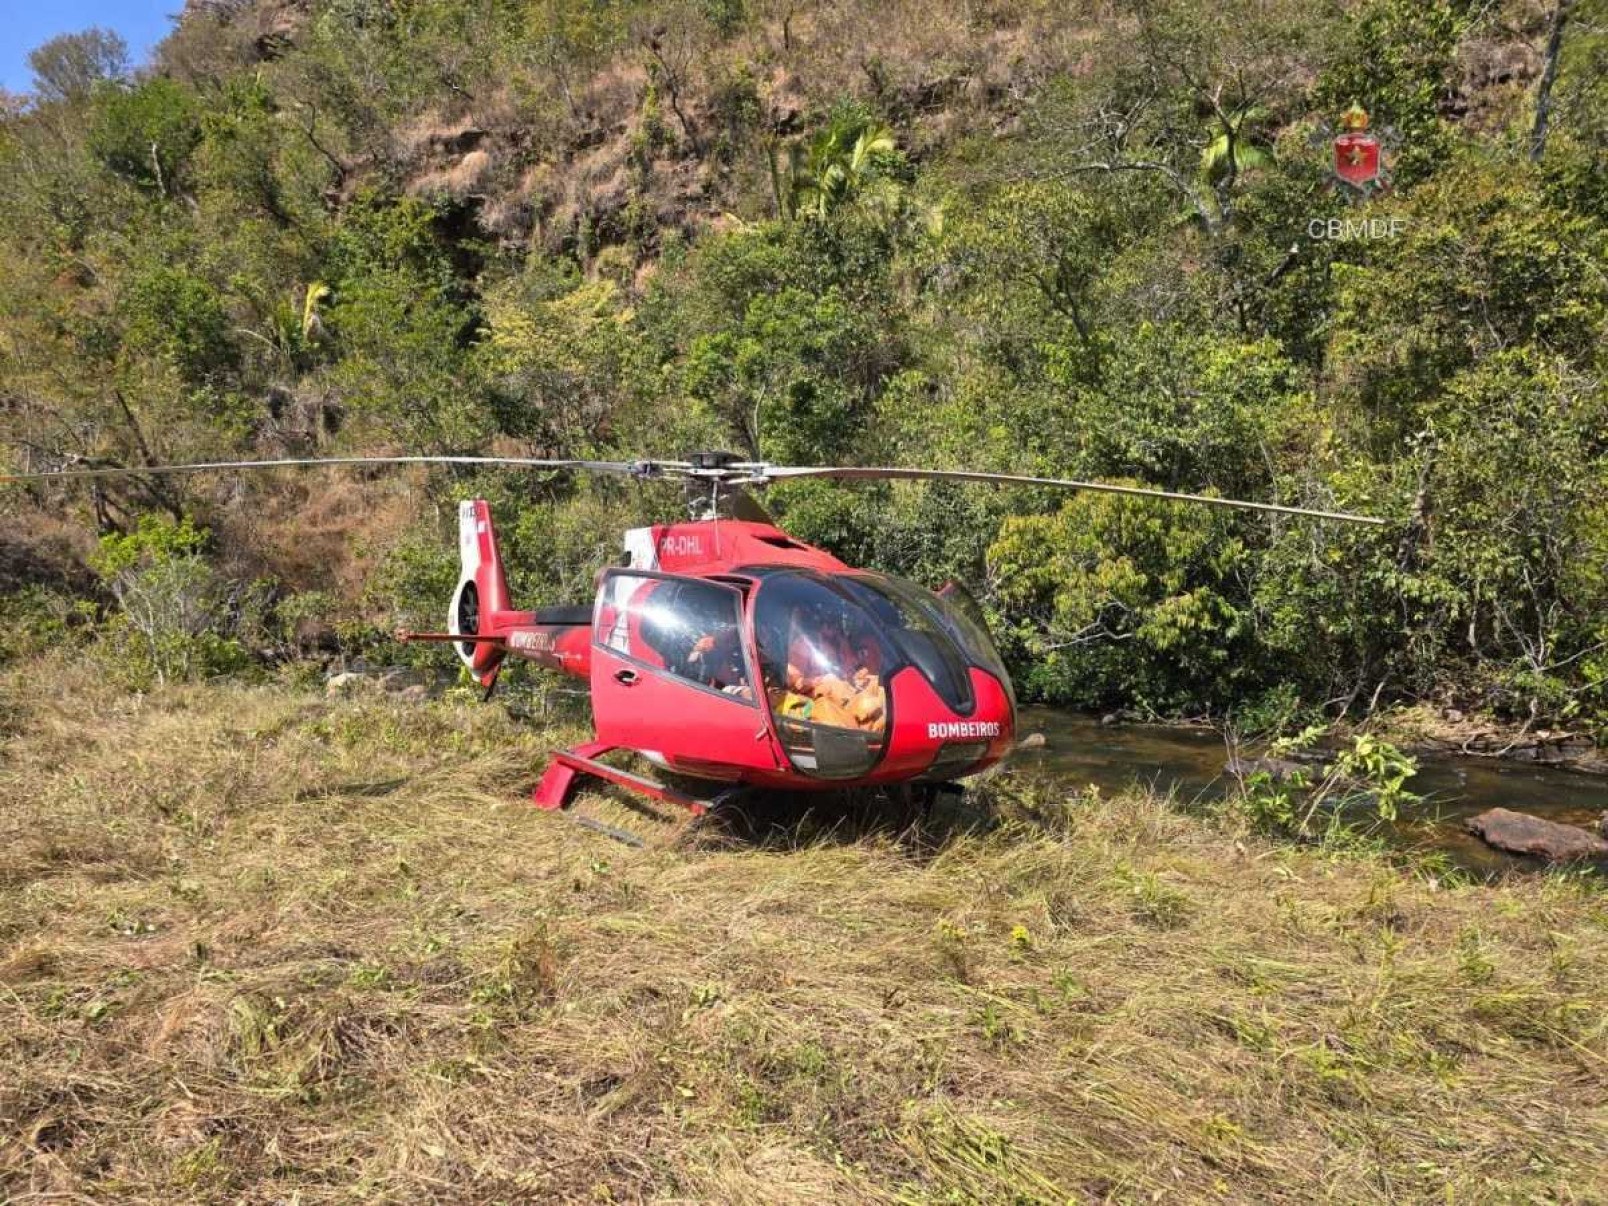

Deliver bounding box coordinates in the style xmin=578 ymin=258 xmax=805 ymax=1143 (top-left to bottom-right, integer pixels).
xmin=155 ymin=0 xmax=1560 ymax=269
xmin=158 ymin=0 xmax=1087 ymax=260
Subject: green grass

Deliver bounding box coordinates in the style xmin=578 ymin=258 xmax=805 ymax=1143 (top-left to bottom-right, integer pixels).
xmin=1 ymin=658 xmax=1605 ymax=1201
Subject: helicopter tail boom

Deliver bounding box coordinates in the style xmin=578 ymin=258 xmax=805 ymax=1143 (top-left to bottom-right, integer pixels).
xmin=438 ymin=500 xmax=594 ymax=687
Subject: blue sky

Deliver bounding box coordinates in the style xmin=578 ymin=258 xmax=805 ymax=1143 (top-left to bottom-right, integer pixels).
xmin=1 ymin=0 xmax=177 ymax=95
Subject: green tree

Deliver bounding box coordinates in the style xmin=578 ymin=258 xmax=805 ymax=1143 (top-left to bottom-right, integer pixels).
xmin=27 ymin=28 xmax=128 ymax=104
xmin=88 ymin=77 xmax=203 ymax=197
xmin=989 ymin=490 xmax=1259 ymax=711
xmin=1326 ymin=165 xmax=1608 ymax=442
xmin=121 ymin=266 xmax=238 ymax=388
xmin=1314 ymin=0 xmax=1466 ymax=186
xmin=477 ymin=273 xmax=638 ymax=452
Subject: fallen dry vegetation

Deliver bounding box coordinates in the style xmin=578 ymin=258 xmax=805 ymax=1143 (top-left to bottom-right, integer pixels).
xmin=2 ymin=660 xmax=1606 ymax=1201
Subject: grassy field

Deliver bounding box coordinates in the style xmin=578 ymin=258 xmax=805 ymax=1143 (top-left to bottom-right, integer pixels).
xmin=1 ymin=661 xmax=1605 ymax=1202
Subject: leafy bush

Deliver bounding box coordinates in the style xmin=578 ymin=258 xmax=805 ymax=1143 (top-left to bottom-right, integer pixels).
xmin=89 ymin=517 xmax=260 ymax=688
xmin=1229 ymin=726 xmax=1420 ymax=845
xmin=989 ymin=490 xmax=1258 ymax=713
xmin=121 ymin=267 xmax=237 ymax=387
xmin=88 ymin=77 xmax=202 ymax=194
xmin=0 ymin=586 xmax=95 ymax=665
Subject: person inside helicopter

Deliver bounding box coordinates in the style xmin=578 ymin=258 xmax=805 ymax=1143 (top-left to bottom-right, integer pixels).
xmin=753 ymin=578 xmax=889 ymax=734
xmin=687 ymin=624 xmax=748 ymax=695
xmin=638 ymin=579 xmax=750 ymax=696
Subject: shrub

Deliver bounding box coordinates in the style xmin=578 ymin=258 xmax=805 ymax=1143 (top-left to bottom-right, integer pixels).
xmin=1228 ymin=725 xmax=1420 ymax=844
xmin=0 ymin=586 xmax=95 ymax=665
xmin=988 ymin=489 xmax=1258 ymax=712
xmin=88 ymin=77 xmax=203 ymax=194
xmin=89 ymin=516 xmax=260 ymax=688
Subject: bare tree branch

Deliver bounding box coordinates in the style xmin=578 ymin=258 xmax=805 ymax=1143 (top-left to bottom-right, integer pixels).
xmin=1530 ymin=0 xmax=1577 ymax=162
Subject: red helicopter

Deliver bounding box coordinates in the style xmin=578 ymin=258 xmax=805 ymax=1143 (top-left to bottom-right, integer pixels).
xmin=5 ymin=451 xmax=1383 ymax=825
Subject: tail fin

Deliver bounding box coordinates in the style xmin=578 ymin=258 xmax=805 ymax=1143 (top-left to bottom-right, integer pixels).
xmin=448 ymin=499 xmax=512 ymax=682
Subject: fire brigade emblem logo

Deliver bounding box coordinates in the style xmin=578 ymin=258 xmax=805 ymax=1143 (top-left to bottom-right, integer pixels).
xmin=1332 ymin=103 xmax=1382 ymax=191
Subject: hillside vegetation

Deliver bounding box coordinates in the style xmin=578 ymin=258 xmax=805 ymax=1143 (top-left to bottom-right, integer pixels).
xmin=2 ymin=663 xmax=1606 ymax=1200
xmin=0 ymin=0 xmax=1605 ymax=732
xmin=4 ymin=6 xmax=1608 ymax=1200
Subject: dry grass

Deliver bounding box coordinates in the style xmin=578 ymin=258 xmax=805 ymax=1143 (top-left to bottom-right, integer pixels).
xmin=1 ymin=658 xmax=1606 ymax=1202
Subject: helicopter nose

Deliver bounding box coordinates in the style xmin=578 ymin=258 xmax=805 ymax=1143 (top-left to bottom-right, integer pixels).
xmin=885 ymin=665 xmax=1015 ymax=781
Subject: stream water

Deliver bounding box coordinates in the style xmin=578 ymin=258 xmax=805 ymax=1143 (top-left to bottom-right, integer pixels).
xmin=1014 ymin=709 xmax=1608 ymax=876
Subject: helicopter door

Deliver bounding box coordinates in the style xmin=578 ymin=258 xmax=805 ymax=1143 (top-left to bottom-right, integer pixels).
xmin=590 ymin=570 xmax=779 ymax=777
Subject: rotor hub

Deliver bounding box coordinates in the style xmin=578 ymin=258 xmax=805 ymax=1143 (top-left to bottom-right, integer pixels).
xmin=673 ymin=452 xmax=772 ymax=519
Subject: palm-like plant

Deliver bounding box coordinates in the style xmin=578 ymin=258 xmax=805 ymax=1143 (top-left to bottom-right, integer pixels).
xmin=301 ymin=281 xmax=331 ymax=343
xmin=1198 ymin=106 xmax=1272 ymax=187
xmin=771 ymin=115 xmax=899 ymax=221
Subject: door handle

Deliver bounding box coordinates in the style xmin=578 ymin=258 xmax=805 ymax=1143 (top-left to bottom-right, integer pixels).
xmin=613 ymin=668 xmax=639 ymax=685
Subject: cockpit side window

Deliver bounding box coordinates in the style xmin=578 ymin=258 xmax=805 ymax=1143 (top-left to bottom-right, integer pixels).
xmin=597 ymin=574 xmax=754 ymax=699
xmin=934 ymin=580 xmax=1015 ymax=710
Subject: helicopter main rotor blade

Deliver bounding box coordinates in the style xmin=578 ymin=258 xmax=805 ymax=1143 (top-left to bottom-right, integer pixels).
xmin=754 ymin=465 xmax=1386 ymax=527
xmin=1 ymin=454 xmax=679 ymax=484
xmin=3 ymin=450 xmax=1385 ymax=526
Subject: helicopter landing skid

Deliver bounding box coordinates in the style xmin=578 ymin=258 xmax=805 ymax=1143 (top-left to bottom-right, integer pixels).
xmin=533 ymin=741 xmax=710 ymax=817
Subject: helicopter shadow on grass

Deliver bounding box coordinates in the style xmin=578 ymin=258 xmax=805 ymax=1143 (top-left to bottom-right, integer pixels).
xmin=666 ymin=777 xmax=1007 ymax=860
xmin=558 ymin=753 xmax=1088 ymax=858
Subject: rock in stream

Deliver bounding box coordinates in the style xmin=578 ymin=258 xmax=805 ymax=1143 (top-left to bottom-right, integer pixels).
xmin=1465 ymin=808 xmax=1608 ymax=862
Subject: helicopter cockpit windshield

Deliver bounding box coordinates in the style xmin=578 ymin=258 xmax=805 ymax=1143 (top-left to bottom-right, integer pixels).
xmin=750 ymin=569 xmax=1013 ymax=779
xmin=752 ymin=573 xmax=893 ymax=778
